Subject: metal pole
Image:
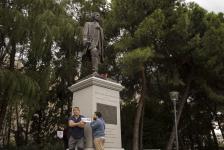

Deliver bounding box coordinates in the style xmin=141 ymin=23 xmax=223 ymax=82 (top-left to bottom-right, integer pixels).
xmin=173 ymin=100 xmax=179 ymax=150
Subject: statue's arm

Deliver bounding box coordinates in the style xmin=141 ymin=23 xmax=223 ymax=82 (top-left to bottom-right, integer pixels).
xmin=101 ymin=28 xmax=104 ymax=43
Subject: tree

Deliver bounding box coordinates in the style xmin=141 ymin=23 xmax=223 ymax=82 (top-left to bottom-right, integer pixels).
xmin=120 ymin=47 xmax=153 ymax=150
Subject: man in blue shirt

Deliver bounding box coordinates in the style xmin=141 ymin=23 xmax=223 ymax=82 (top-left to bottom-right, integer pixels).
xmin=68 ymin=107 xmax=85 ymax=150
xmin=90 ymin=112 xmax=105 ymax=150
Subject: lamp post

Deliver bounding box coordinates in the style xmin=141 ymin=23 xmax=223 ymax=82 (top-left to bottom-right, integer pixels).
xmin=169 ymin=91 xmax=179 ymax=150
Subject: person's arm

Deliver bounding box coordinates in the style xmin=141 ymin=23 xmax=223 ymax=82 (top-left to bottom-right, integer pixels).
xmin=90 ymin=120 xmax=99 ymax=130
xmin=69 ymin=120 xmax=85 ymax=128
xmin=68 ymin=120 xmax=79 ymax=127
xmin=78 ymin=121 xmax=85 ymax=128
xmin=78 ymin=116 xmax=86 ymax=128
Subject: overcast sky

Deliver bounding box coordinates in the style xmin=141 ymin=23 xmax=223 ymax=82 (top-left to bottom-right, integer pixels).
xmin=185 ymin=0 xmax=224 ymax=13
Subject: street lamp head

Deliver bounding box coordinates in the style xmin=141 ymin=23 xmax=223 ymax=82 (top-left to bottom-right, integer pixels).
xmin=169 ymin=91 xmax=179 ymax=101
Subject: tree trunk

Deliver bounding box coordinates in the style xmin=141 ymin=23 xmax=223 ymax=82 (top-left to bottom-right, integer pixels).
xmin=25 ymin=112 xmax=30 ymax=145
xmin=203 ymin=100 xmax=224 ymax=141
xmin=189 ymin=135 xmax=194 ymax=150
xmin=217 ymin=118 xmax=224 ymax=138
xmin=25 ymin=120 xmax=29 ymax=144
xmin=0 ymin=96 xmax=8 ymax=133
xmin=166 ymin=77 xmax=192 ymax=150
xmin=7 ymin=106 xmax=12 ymax=147
xmin=132 ymin=68 xmax=146 ymax=150
xmin=211 ymin=128 xmax=219 ymax=150
xmin=212 ymin=104 xmax=224 ymax=139
xmin=0 ymin=39 xmax=16 ymax=133
xmin=139 ymin=104 xmax=145 ymax=150
xmin=9 ymin=39 xmax=16 ymax=70
xmin=0 ymin=33 xmax=6 ymax=65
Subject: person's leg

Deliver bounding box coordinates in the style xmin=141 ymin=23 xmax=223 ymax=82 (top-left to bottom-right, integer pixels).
xmin=94 ymin=138 xmax=104 ymax=150
xmin=94 ymin=138 xmax=99 ymax=150
xmin=101 ymin=138 xmax=105 ymax=149
xmin=63 ymin=139 xmax=68 ymax=150
xmin=68 ymin=136 xmax=77 ymax=150
xmin=77 ymin=138 xmax=84 ymax=150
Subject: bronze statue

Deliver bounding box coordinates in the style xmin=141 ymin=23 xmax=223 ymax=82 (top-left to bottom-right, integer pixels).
xmin=83 ymin=12 xmax=104 ymax=73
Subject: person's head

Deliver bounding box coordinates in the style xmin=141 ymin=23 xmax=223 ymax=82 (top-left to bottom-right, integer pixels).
xmin=93 ymin=111 xmax=102 ymax=120
xmin=73 ymin=107 xmax=80 ymax=117
xmin=91 ymin=12 xmax=101 ymax=22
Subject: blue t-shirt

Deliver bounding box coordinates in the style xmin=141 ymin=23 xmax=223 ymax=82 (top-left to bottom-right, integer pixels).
xmin=90 ymin=118 xmax=105 ymax=138
xmin=68 ymin=115 xmax=85 ymax=139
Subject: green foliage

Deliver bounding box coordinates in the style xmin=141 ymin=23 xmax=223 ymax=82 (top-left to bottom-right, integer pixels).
xmin=111 ymin=0 xmax=224 ymax=149
xmin=121 ymin=101 xmax=136 ymax=150
xmin=135 ymin=9 xmax=165 ymax=44
xmin=120 ymin=47 xmax=154 ymax=76
xmin=0 ymin=69 xmax=39 ymax=104
xmin=201 ymin=81 xmax=224 ymax=103
xmin=1 ymin=0 xmax=224 ymax=149
xmin=114 ymin=35 xmax=135 ymax=52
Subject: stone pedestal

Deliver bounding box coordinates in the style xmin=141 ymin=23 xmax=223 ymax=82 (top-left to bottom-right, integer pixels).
xmin=68 ymin=76 xmax=124 ymax=150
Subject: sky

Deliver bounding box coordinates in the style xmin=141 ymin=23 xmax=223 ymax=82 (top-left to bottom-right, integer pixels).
xmin=185 ymin=0 xmax=224 ymax=13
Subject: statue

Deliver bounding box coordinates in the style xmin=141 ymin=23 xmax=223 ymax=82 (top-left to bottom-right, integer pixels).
xmin=82 ymin=12 xmax=104 ymax=73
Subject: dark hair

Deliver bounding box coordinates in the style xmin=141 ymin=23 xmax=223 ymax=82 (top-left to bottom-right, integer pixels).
xmin=95 ymin=112 xmax=102 ymax=118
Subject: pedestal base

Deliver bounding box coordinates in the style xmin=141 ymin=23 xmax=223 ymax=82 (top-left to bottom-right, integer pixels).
xmin=69 ymin=76 xmax=124 ymax=149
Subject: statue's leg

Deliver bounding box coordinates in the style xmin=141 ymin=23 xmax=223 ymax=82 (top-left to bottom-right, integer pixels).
xmin=91 ymin=48 xmax=99 ymax=72
xmin=80 ymin=50 xmax=92 ymax=77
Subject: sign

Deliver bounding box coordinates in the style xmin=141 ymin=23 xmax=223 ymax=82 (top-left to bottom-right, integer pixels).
xmin=97 ymin=103 xmax=117 ymax=125
xmin=57 ymin=131 xmax=63 ymax=139
xmin=81 ymin=117 xmax=92 ymax=123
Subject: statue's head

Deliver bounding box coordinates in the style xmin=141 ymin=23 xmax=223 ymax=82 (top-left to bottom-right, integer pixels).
xmin=91 ymin=12 xmax=101 ymax=22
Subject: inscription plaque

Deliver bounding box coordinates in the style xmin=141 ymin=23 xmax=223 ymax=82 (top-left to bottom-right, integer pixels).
xmin=97 ymin=103 xmax=117 ymax=125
